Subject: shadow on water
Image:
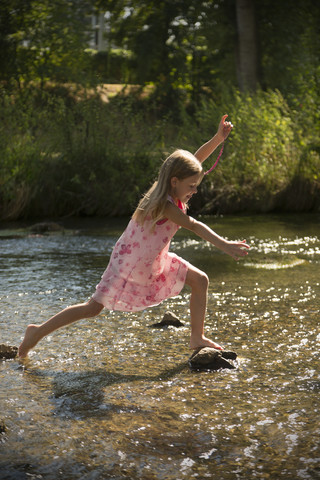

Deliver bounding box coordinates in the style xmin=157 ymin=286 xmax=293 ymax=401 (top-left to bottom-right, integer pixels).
xmin=22 ymin=362 xmax=189 ymax=419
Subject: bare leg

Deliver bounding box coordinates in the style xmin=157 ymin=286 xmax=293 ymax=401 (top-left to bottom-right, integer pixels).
xmin=18 ymin=298 xmax=104 ymax=358
xmin=185 ymin=265 xmax=223 ymax=350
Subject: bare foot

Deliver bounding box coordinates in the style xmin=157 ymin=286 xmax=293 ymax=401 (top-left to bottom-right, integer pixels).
xmin=18 ymin=324 xmax=40 ymax=358
xmin=189 ymin=335 xmax=223 ymax=351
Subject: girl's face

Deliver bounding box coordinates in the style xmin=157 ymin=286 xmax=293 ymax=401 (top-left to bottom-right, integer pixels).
xmin=170 ymin=173 xmax=202 ymax=204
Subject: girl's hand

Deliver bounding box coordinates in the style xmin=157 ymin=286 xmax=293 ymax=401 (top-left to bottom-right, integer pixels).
xmin=194 ymin=113 xmax=233 ymax=163
xmin=223 ymin=239 xmax=250 ymax=261
xmin=218 ymin=114 xmax=233 ymax=141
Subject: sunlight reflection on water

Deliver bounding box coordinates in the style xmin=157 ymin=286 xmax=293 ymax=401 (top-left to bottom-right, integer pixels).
xmin=0 ymin=215 xmax=320 ymax=479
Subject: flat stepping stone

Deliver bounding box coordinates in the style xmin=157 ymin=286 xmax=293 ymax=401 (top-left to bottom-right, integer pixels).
xmin=189 ymin=347 xmax=237 ymax=370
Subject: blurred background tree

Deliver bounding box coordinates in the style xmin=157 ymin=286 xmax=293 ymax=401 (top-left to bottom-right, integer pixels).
xmin=0 ymin=0 xmax=319 ymax=219
xmin=93 ymin=0 xmax=319 ymax=97
xmin=0 ymin=0 xmax=93 ymax=89
xmin=1 ymin=0 xmax=319 ymax=97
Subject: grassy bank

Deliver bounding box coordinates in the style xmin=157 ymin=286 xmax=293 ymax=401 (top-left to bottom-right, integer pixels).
xmin=0 ymin=84 xmax=319 ymax=220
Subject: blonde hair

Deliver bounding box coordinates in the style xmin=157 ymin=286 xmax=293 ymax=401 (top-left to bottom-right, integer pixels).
xmin=132 ymin=149 xmax=203 ymax=230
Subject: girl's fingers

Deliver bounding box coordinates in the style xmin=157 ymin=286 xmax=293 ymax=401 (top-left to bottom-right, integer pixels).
xmin=240 ymin=240 xmax=250 ymax=249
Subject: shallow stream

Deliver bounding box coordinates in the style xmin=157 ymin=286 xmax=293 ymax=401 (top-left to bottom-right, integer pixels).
xmin=0 ymin=214 xmax=319 ymax=479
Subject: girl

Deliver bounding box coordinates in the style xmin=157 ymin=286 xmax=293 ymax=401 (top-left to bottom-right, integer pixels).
xmin=18 ymin=115 xmax=249 ymax=358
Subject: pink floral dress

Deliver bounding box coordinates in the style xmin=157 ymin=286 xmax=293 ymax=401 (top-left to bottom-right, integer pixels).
xmin=92 ymin=196 xmax=189 ymax=311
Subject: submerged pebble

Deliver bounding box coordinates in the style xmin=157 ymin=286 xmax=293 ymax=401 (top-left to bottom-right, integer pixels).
xmin=0 ymin=420 xmax=6 ymax=434
xmin=0 ymin=344 xmax=18 ymax=359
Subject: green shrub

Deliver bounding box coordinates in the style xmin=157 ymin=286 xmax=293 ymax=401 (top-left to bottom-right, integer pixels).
xmin=0 ymin=87 xmax=164 ymax=218
xmin=190 ymin=87 xmax=320 ymax=213
xmin=0 ymin=83 xmax=319 ymax=219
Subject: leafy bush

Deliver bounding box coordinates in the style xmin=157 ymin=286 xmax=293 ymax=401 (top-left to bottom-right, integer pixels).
xmin=0 ymin=83 xmax=319 ymax=220
xmin=0 ymin=87 xmax=164 ymax=219
xmin=189 ymin=88 xmax=320 ymax=213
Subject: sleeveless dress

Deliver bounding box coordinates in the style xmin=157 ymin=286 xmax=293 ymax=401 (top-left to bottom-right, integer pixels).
xmin=92 ymin=196 xmax=189 ymax=312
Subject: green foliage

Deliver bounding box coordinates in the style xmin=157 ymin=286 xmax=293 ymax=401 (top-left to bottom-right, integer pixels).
xmin=87 ymin=49 xmax=133 ymax=83
xmin=92 ymin=0 xmax=239 ymax=100
xmin=1 ymin=0 xmax=319 ymax=100
xmin=0 ymin=86 xmax=165 ymax=218
xmin=93 ymin=0 xmax=320 ymax=100
xmin=0 ymin=0 xmax=319 ymax=218
xmin=191 ymin=87 xmax=320 ymax=213
xmin=0 ymin=0 xmax=93 ymax=88
xmin=0 ymin=83 xmax=319 ymax=219
xmin=257 ymin=0 xmax=320 ymax=94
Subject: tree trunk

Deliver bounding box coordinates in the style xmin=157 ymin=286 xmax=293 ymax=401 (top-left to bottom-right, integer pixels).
xmin=236 ymin=0 xmax=259 ymax=91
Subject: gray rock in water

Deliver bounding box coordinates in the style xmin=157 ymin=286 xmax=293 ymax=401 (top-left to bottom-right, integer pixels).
xmin=189 ymin=347 xmax=237 ymax=370
xmin=0 ymin=344 xmax=18 ymax=359
xmin=29 ymin=222 xmax=64 ymax=234
xmin=150 ymin=311 xmax=185 ymax=328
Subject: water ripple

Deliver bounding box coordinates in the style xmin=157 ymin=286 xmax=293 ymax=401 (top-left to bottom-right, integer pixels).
xmin=1 ymin=216 xmax=320 ymax=480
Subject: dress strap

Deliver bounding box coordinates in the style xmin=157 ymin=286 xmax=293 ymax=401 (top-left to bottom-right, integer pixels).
xmin=167 ymin=195 xmax=184 ymax=211
xmin=156 ymin=196 xmax=184 ymax=225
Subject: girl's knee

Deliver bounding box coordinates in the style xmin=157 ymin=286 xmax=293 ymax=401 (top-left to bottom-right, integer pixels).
xmin=86 ymin=299 xmax=104 ymax=317
xmin=197 ymin=271 xmax=209 ymax=290
xmin=187 ymin=267 xmax=209 ymax=291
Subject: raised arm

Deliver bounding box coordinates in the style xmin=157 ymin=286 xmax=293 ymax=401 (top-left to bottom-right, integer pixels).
xmin=194 ymin=114 xmax=233 ymax=164
xmin=164 ymin=202 xmax=250 ymax=261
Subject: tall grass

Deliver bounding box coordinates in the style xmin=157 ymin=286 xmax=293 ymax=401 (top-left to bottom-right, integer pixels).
xmin=185 ymin=88 xmax=320 ymax=213
xmin=0 ymin=84 xmax=319 ymax=220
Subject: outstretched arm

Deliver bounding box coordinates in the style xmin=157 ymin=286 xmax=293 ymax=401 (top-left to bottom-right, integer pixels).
xmin=164 ymin=202 xmax=249 ymax=261
xmin=194 ymin=114 xmax=233 ymax=164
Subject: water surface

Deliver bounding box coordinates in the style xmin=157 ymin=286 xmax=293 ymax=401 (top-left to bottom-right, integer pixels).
xmin=0 ymin=215 xmax=319 ymax=479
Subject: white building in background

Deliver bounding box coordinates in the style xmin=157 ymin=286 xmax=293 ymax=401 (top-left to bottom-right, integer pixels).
xmin=89 ymin=12 xmax=111 ymax=51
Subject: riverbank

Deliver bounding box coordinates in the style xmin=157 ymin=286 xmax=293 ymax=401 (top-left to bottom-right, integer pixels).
xmin=1 ymin=85 xmax=319 ymax=220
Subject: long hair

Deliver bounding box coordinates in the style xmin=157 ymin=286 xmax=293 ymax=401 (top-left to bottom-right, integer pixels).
xmin=132 ymin=149 xmax=203 ymax=230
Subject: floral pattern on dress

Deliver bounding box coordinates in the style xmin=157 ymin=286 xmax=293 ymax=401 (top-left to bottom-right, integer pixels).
xmin=92 ymin=197 xmax=189 ymax=311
